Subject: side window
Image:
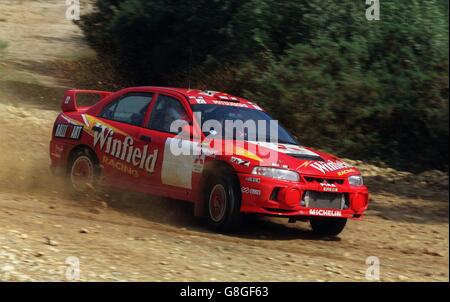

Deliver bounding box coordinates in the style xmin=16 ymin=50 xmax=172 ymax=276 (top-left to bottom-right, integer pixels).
xmin=148 ymin=95 xmax=189 ymax=133
xmin=101 ymin=101 xmax=117 ymax=120
xmin=99 ymin=93 xmax=153 ymax=126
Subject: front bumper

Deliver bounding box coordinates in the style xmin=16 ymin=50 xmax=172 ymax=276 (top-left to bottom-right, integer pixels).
xmin=238 ymin=173 xmax=369 ymax=219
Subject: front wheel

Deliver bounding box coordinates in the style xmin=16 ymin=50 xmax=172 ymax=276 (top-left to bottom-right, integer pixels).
xmin=309 ymin=217 xmax=347 ymax=236
xmin=205 ymin=174 xmax=242 ymax=232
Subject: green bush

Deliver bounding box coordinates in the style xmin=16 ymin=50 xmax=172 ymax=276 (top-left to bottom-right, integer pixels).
xmin=242 ymin=1 xmax=449 ymax=171
xmin=79 ymin=0 xmax=246 ymax=85
xmin=79 ymin=0 xmax=449 ymax=171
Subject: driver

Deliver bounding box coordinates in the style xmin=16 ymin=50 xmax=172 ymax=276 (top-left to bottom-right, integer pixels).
xmin=162 ymin=103 xmax=189 ymax=132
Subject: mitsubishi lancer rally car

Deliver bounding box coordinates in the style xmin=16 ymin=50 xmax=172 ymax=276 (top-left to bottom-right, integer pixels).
xmin=50 ymin=87 xmax=369 ymax=236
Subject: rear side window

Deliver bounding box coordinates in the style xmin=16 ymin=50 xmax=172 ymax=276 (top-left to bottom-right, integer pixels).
xmin=100 ymin=93 xmax=153 ymax=126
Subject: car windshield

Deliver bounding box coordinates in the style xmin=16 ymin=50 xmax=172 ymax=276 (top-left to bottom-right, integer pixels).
xmin=191 ymin=104 xmax=299 ymax=145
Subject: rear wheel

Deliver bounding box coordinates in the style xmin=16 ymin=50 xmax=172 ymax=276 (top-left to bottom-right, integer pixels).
xmin=309 ymin=217 xmax=347 ymax=236
xmin=205 ymin=173 xmax=242 ymax=232
xmin=69 ymin=149 xmax=99 ymax=194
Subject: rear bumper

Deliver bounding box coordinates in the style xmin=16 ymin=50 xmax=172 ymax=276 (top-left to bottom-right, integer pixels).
xmin=238 ymin=173 xmax=369 ymax=219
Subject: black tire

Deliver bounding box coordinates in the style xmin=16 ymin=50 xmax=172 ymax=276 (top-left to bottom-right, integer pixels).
xmin=309 ymin=217 xmax=347 ymax=236
xmin=205 ymin=172 xmax=242 ymax=232
xmin=68 ymin=148 xmax=100 ymax=195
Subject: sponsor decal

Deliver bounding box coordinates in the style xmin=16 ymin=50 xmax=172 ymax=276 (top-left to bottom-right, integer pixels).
xmin=320 ymin=182 xmax=338 ymax=192
xmin=93 ymin=125 xmax=158 ymax=174
xmin=102 ymin=156 xmax=139 ymax=178
xmin=234 ymin=147 xmax=261 ymax=162
xmin=70 ymin=126 xmax=83 ymax=140
xmin=231 ymin=156 xmax=251 ymax=167
xmin=193 ymin=153 xmax=205 ymax=173
xmin=309 ymin=209 xmax=342 ymax=217
xmin=298 ymin=161 xmax=312 ymax=168
xmin=55 ymin=124 xmax=68 ymax=138
xmin=189 ymin=95 xmax=206 ymax=103
xmin=310 ymin=160 xmax=353 ymax=174
xmin=242 ymin=187 xmax=261 ymax=196
xmin=51 ymin=144 xmax=65 ymax=159
xmin=245 ymin=177 xmax=261 ymax=183
xmin=81 ymin=114 xmax=90 ymax=127
xmin=254 ymin=142 xmax=320 ymax=157
xmin=161 ymin=138 xmax=198 ymax=189
xmin=86 ymin=115 xmax=127 ymax=136
xmin=57 ymin=114 xmax=126 ymax=139
xmin=54 ymin=124 xmax=83 ymax=140
xmin=337 ymin=168 xmax=357 ymax=176
xmin=189 ymin=96 xmax=206 ymax=104
xmin=212 ymin=100 xmax=249 ymax=108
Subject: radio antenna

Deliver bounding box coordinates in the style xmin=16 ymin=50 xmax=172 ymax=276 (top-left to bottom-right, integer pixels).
xmin=188 ymin=46 xmax=192 ymax=90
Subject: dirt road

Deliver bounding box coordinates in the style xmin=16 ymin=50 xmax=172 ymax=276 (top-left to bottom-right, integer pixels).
xmin=0 ymin=0 xmax=448 ymax=281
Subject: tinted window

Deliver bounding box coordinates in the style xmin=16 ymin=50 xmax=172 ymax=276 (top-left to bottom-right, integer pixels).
xmin=191 ymin=104 xmax=298 ymax=144
xmin=148 ymin=95 xmax=189 ymax=133
xmin=100 ymin=93 xmax=153 ymax=126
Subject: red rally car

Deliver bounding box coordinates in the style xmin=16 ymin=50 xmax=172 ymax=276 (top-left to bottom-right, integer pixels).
xmin=50 ymin=87 xmax=369 ymax=236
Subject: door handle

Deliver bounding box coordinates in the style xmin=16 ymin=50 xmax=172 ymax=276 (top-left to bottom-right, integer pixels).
xmin=140 ymin=135 xmax=152 ymax=142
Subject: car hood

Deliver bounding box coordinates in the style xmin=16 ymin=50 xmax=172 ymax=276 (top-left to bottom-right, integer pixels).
xmin=229 ymin=141 xmax=360 ymax=178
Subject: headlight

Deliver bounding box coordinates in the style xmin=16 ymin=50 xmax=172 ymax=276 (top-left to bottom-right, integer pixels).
xmin=252 ymin=166 xmax=299 ymax=182
xmin=348 ymin=175 xmax=364 ymax=186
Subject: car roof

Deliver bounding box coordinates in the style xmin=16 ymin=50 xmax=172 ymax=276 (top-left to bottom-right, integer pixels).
xmin=132 ymin=86 xmax=264 ymax=110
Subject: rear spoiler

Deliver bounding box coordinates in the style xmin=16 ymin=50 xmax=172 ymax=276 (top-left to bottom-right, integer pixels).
xmin=61 ymin=89 xmax=112 ymax=112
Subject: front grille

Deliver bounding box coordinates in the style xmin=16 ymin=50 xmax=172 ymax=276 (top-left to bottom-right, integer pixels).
xmin=302 ymin=191 xmax=348 ymax=210
xmin=304 ymin=177 xmax=344 ymax=185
